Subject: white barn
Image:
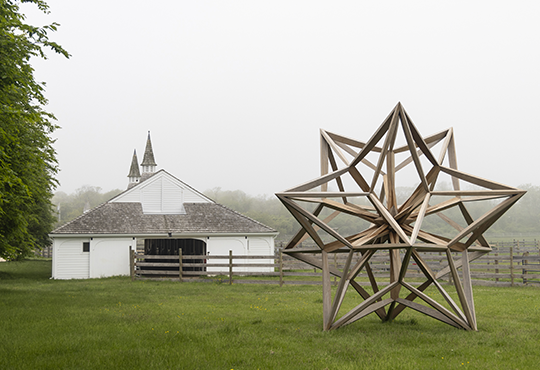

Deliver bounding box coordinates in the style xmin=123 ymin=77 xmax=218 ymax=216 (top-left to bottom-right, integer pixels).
xmin=50 ymin=133 xmax=278 ymax=279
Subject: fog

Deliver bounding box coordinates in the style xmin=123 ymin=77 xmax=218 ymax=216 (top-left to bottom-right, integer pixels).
xmin=24 ymin=1 xmax=540 ymax=196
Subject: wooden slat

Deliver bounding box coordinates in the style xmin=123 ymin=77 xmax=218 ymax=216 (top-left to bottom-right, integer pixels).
xmin=398 ymin=107 xmax=429 ymax=192
xmin=329 ymin=250 xmax=355 ymax=324
xmin=461 ymin=250 xmax=477 ymax=330
xmin=410 ymin=193 xmax=431 ymax=244
xmin=369 ymin=107 xmax=400 ymax=190
xmin=282 ymin=197 xmax=355 ymax=250
xmin=350 ymin=105 xmax=397 ymax=167
xmin=321 ymin=128 xmax=350 ymax=167
xmin=395 ymin=298 xmax=461 ymax=328
xmin=322 ymin=251 xmax=332 ymax=330
xmin=368 ymin=194 xmax=411 ymax=244
xmin=401 ymin=281 xmax=471 ymax=330
xmin=402 ymin=107 xmax=439 ymax=167
xmin=439 ymin=166 xmax=518 ymax=191
xmin=338 ymin=298 xmax=394 ymax=328
xmin=332 ymin=281 xmax=399 ymax=329
xmin=446 ymin=249 xmax=476 ymax=330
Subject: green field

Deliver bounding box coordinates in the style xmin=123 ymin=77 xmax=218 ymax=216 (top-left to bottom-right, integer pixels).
xmin=1 ymin=259 xmax=539 ymax=369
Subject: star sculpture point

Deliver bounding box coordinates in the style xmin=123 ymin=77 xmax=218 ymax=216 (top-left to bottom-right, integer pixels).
xmin=277 ymin=103 xmax=525 ymax=331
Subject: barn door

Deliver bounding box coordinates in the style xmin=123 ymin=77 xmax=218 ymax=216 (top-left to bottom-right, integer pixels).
xmin=144 ymin=238 xmax=206 ymax=272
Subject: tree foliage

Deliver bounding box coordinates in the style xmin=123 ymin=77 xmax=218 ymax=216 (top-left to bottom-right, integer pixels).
xmin=0 ymin=0 xmax=69 ymax=259
xmin=52 ymin=186 xmax=122 ymax=227
xmin=204 ymin=188 xmax=300 ymax=243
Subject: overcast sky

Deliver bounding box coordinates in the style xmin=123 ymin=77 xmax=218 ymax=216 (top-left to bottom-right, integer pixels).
xmin=23 ymin=1 xmax=540 ymax=197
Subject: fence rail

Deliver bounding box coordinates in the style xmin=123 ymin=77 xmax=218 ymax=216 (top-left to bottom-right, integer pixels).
xmin=131 ymin=241 xmax=540 ymax=287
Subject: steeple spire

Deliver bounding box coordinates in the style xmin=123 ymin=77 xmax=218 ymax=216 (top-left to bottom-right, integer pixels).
xmin=141 ymin=131 xmax=157 ymax=174
xmin=127 ymin=149 xmax=141 ymax=188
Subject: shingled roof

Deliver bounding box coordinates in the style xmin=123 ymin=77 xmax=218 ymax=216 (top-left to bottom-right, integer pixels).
xmin=52 ymin=202 xmax=277 ymax=235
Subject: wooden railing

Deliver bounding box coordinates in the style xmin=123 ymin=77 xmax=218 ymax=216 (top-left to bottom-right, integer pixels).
xmin=130 ymin=245 xmax=540 ymax=286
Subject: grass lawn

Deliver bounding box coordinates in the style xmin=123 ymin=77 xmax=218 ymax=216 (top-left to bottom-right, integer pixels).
xmin=1 ymin=259 xmax=539 ymax=370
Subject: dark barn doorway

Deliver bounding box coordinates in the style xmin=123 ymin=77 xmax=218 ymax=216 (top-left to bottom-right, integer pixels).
xmin=144 ymin=238 xmax=206 ymax=272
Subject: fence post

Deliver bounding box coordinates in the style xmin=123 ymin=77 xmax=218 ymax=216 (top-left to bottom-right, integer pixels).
xmin=448 ymin=252 xmax=453 ymax=285
xmin=333 ymin=253 xmax=338 ymax=286
xmin=279 ymin=249 xmax=283 ymax=287
xmin=229 ymin=250 xmax=233 ymax=285
xmin=522 ymin=251 xmax=529 ymax=285
xmin=130 ymin=249 xmax=134 ymax=281
xmin=178 ymin=248 xmax=183 ymax=282
xmin=510 ymin=246 xmax=514 ymax=287
xmin=494 ymin=251 xmax=499 ymax=282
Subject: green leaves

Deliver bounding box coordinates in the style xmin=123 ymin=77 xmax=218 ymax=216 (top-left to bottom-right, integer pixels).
xmin=0 ymin=0 xmax=68 ymax=260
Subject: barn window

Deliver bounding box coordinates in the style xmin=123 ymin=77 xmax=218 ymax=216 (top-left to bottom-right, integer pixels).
xmin=83 ymin=242 xmax=90 ymax=252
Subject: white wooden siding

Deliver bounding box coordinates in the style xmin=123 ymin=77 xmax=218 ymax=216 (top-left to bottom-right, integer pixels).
xmin=206 ymin=237 xmax=247 ymax=273
xmin=53 ymin=239 xmax=90 ymax=279
xmin=90 ymin=238 xmax=133 ymax=278
xmin=141 ymin=177 xmax=162 ymax=213
xmin=112 ymin=170 xmax=209 ymax=213
xmin=247 ymin=237 xmax=274 ymax=272
xmin=162 ymin=177 xmax=184 ymax=213
xmin=205 ymin=236 xmax=275 ymax=273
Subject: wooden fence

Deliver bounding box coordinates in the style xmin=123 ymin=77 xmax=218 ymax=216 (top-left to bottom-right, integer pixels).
xmin=131 ymin=241 xmax=540 ymax=287
xmin=33 ymin=246 xmax=52 ymax=258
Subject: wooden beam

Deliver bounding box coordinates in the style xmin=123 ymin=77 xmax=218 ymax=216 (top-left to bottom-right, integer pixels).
xmin=447 ymin=194 xmax=525 ymax=250
xmin=370 ymin=107 xmax=400 ymax=190
xmin=332 ymin=282 xmax=399 ymax=329
xmin=350 ymin=104 xmax=397 ymax=167
xmin=395 ymin=298 xmax=462 ymax=328
xmin=410 ymin=193 xmax=431 ymax=244
xmin=445 ymin=249 xmax=476 ymax=329
xmin=282 ymin=197 xmax=354 ymax=250
xmin=322 ymin=251 xmax=332 ymax=331
xmin=399 ymin=107 xmax=429 ymax=192
xmin=328 ymin=250 xmax=355 ymax=324
xmin=439 ymin=166 xmax=518 ymax=191
xmin=369 ymin=193 xmax=411 ymax=245
xmin=461 ymin=250 xmax=477 ymax=330
xmin=402 ymin=107 xmax=439 ymax=167
xmin=320 ymin=130 xmax=330 ymax=191
xmin=279 ymin=201 xmax=324 ymax=249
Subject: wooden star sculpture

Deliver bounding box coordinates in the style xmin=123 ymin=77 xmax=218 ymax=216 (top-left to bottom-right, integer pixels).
xmin=276 ymin=103 xmax=525 ymax=331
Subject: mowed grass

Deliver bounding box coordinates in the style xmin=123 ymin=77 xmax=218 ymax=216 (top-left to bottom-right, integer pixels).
xmin=1 ymin=260 xmax=539 ymax=370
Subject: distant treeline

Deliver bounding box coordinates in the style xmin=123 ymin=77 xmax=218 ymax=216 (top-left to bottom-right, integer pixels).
xmin=51 ymin=184 xmax=540 ymax=243
xmin=203 ymin=184 xmax=540 ymax=243
xmin=52 ymin=186 xmax=122 ymax=226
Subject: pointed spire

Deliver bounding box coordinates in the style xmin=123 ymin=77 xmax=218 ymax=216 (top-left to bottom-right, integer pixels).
xmin=128 ymin=149 xmax=141 ymax=178
xmin=141 ymin=131 xmax=157 ymax=174
xmin=127 ymin=149 xmax=141 ymax=188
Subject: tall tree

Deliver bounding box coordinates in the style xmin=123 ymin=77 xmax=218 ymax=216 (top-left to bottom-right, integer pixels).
xmin=0 ymin=0 xmax=69 ymax=259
